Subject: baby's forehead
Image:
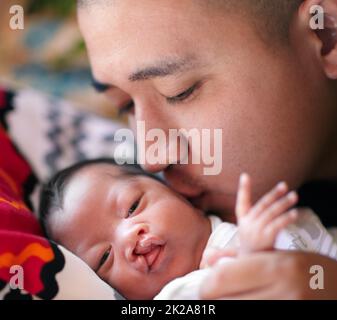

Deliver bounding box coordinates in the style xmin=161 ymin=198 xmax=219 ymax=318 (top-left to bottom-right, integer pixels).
xmin=80 ymin=163 xmax=127 ymax=178
xmin=77 ymin=162 xmax=144 ymax=181
xmin=62 ymin=163 xmax=139 ymax=213
xmin=64 ymin=163 xmax=134 ymax=194
xmin=64 ymin=162 xmax=153 ymax=200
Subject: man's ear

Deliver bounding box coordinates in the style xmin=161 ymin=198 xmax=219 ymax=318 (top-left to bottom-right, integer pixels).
xmin=299 ymin=0 xmax=337 ymax=79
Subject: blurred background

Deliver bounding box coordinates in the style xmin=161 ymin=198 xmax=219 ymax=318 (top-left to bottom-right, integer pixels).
xmin=0 ymin=0 xmax=118 ymax=118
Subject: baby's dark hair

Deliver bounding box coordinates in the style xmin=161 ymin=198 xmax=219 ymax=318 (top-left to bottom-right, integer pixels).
xmin=39 ymin=158 xmax=161 ymax=238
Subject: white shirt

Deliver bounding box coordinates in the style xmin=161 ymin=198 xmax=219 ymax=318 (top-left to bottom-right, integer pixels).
xmin=155 ymin=208 xmax=337 ymax=300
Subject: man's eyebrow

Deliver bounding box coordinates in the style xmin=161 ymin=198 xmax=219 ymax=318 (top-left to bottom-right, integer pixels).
xmin=91 ymin=57 xmax=197 ymax=92
xmin=128 ymin=57 xmax=197 ymax=82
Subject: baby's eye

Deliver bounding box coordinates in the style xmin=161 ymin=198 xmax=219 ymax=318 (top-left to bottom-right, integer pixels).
xmin=127 ymin=200 xmax=140 ymax=217
xmin=98 ymin=246 xmax=111 ymax=271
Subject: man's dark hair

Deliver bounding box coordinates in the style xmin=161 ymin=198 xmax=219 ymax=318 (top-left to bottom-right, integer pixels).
xmin=39 ymin=158 xmax=160 ymax=238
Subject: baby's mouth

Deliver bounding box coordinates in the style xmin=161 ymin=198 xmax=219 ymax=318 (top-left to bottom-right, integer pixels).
xmin=133 ymin=236 xmax=165 ymax=272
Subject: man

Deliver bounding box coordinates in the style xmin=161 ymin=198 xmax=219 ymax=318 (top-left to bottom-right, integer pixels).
xmin=77 ymin=0 xmax=337 ymax=299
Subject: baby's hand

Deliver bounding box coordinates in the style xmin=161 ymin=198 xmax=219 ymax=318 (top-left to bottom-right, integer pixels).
xmin=200 ymin=246 xmax=238 ymax=269
xmin=236 ymin=174 xmax=299 ymax=255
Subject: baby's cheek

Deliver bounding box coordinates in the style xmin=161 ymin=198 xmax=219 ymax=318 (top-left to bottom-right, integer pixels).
xmin=120 ymin=277 xmax=164 ymax=300
xmin=108 ymin=266 xmax=159 ymax=299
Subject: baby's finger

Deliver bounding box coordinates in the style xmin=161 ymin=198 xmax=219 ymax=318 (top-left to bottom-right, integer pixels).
xmin=235 ymin=173 xmax=252 ymax=218
xmin=258 ymin=191 xmax=298 ymax=227
xmin=201 ymin=247 xmax=238 ymax=268
xmin=263 ymin=209 xmax=299 ymax=240
xmin=249 ymin=181 xmax=288 ymax=218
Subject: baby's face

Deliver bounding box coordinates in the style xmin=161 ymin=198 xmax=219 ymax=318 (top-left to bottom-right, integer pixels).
xmin=49 ymin=164 xmax=211 ymax=299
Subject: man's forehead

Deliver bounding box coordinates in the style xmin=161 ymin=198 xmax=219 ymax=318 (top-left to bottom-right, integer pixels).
xmin=78 ymin=0 xmax=211 ymax=82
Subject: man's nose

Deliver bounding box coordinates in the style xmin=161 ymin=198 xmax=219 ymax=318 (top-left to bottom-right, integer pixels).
xmin=134 ymin=105 xmax=187 ymax=174
xmin=138 ymin=140 xmax=172 ymax=173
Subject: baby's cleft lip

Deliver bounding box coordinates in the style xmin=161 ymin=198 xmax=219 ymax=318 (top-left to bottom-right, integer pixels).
xmin=132 ymin=235 xmax=166 ymax=273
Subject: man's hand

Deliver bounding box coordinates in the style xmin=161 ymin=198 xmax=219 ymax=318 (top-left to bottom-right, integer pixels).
xmin=236 ymin=174 xmax=299 ymax=254
xmin=199 ymin=251 xmax=337 ymax=299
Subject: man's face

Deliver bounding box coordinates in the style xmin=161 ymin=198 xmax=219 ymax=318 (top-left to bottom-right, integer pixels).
xmin=78 ymin=0 xmax=334 ymax=217
xmin=50 ymin=164 xmax=210 ymax=299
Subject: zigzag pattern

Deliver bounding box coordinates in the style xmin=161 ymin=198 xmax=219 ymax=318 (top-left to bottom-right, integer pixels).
xmin=70 ymin=113 xmax=87 ymax=162
xmin=45 ymin=103 xmax=63 ymax=173
xmin=0 ymin=242 xmax=54 ymax=268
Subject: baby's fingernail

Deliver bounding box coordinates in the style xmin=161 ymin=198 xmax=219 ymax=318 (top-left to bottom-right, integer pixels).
xmin=277 ymin=182 xmax=287 ymax=190
xmin=287 ymin=191 xmax=298 ymax=201
xmin=240 ymin=173 xmax=249 ymax=183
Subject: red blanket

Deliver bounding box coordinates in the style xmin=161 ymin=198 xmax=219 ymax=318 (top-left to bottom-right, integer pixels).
xmin=0 ymin=88 xmax=63 ymax=299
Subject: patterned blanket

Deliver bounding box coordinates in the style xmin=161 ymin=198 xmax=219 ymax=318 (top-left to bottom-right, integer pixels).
xmin=0 ymin=86 xmax=127 ymax=299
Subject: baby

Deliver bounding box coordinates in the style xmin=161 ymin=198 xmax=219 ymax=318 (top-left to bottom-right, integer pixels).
xmin=39 ymin=158 xmax=337 ymax=300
